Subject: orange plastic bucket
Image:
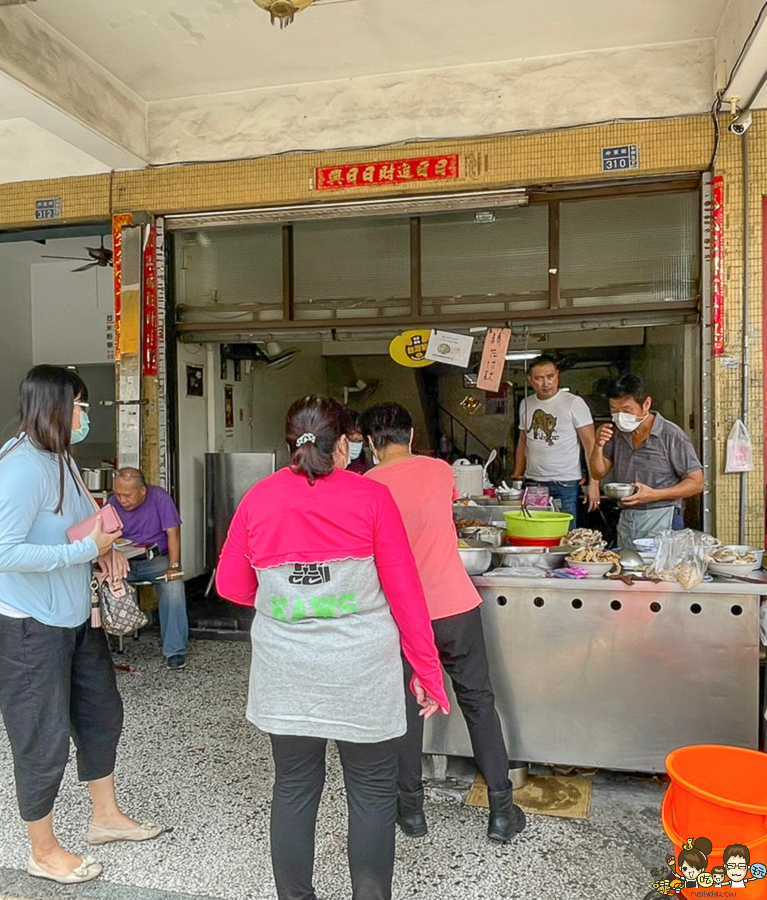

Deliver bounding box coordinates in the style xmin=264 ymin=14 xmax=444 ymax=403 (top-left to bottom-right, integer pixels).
xmin=665 ymin=745 xmax=767 ymax=847
xmin=662 ymin=791 xmax=767 ymax=899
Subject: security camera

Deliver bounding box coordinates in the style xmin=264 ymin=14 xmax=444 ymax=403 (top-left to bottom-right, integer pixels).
xmin=729 ymin=110 xmax=753 ymax=135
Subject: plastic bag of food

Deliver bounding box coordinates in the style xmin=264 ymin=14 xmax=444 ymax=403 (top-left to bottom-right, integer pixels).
xmin=522 ymin=485 xmax=550 ymax=508
xmin=646 ymin=529 xmax=707 ymax=589
xmin=725 ymin=419 xmax=755 ymax=473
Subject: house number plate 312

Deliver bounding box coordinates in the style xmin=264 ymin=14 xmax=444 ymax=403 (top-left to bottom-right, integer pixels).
xmin=35 ymin=198 xmax=62 ymax=220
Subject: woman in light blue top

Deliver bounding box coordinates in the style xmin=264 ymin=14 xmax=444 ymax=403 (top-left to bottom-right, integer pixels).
xmin=0 ymin=366 xmax=162 ymax=886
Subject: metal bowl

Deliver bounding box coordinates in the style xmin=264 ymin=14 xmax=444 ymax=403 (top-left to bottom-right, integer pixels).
xmin=495 ymin=546 xmax=565 ymax=570
xmin=495 ymin=488 xmax=522 ymax=502
xmin=459 ymin=525 xmax=504 ymax=547
xmin=604 ymin=482 xmax=637 ymax=500
xmin=457 ymin=539 xmax=494 ymax=575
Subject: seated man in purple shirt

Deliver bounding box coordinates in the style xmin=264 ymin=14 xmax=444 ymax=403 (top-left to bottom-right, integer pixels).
xmin=109 ymin=468 xmax=189 ymax=670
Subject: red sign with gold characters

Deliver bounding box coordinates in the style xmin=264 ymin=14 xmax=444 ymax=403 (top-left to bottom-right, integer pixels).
xmin=111 ymin=213 xmax=133 ymax=361
xmin=712 ymin=175 xmax=725 ymax=356
xmin=142 ymin=225 xmax=158 ymax=376
xmin=315 ymin=154 xmax=460 ymax=191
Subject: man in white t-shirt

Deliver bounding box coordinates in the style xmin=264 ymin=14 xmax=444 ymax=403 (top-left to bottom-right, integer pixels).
xmin=512 ymin=355 xmax=599 ymax=522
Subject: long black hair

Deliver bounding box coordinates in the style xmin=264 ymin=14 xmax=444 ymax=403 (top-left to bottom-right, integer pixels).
xmin=1 ymin=365 xmax=89 ymax=513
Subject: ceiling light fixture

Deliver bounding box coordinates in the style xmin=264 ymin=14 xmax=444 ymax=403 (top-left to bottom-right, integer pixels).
xmin=252 ymin=0 xmax=317 ymax=28
xmin=505 ymin=351 xmax=540 ymax=362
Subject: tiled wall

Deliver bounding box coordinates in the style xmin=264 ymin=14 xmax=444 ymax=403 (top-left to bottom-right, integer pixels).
xmin=0 ymin=112 xmax=763 ymax=540
xmin=712 ymin=114 xmax=766 ymax=544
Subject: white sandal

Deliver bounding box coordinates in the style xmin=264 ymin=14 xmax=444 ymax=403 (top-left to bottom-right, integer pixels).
xmin=87 ymin=820 xmax=164 ymax=846
xmin=28 ymin=853 xmax=102 ymax=884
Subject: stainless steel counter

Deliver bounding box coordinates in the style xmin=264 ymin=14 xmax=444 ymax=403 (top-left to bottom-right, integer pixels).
xmin=422 ymin=575 xmax=762 ymax=772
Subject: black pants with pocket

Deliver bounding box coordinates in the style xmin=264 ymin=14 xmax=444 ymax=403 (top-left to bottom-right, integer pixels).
xmin=269 ymin=733 xmax=398 ymax=900
xmin=0 ymin=614 xmax=124 ymax=822
xmin=399 ymin=605 xmax=510 ymax=794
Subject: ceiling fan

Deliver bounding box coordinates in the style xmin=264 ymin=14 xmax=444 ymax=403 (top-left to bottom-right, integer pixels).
xmin=343 ymin=379 xmax=379 ymax=406
xmin=41 ymin=237 xmax=113 ymax=273
xmin=222 ymin=342 xmax=300 ymax=371
xmin=251 ymin=0 xmax=361 ymax=28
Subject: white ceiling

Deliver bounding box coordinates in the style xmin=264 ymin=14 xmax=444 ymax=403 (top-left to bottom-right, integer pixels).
xmin=0 ymin=118 xmax=110 ymax=183
xmin=28 ymin=0 xmax=730 ymax=101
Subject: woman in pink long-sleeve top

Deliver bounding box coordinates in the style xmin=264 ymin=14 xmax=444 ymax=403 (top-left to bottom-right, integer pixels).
xmin=216 ymin=395 xmax=448 ymax=900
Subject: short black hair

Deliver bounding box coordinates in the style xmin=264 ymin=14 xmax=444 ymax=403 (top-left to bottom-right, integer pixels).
xmin=606 ymin=373 xmax=649 ymax=404
xmin=528 ymin=354 xmax=560 ymax=373
xmin=344 ymin=409 xmax=362 ymax=435
xmin=360 ymin=403 xmax=413 ymax=450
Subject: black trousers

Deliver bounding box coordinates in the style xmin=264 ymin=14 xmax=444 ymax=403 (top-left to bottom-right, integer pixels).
xmin=0 ymin=614 xmax=124 ymax=822
xmin=399 ymin=606 xmax=510 ymax=793
xmin=269 ymin=734 xmax=398 ymax=900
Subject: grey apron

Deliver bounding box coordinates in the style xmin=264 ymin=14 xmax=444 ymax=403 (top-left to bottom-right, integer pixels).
xmin=617 ymin=506 xmax=674 ymax=550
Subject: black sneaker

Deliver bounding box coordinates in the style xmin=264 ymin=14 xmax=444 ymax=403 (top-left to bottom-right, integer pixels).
xmin=167 ymin=654 xmax=186 ymax=671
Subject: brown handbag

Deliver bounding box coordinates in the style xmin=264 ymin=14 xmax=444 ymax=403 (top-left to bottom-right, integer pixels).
xmin=73 ymin=467 xmax=148 ymax=636
xmin=95 ymin=567 xmax=148 ymax=636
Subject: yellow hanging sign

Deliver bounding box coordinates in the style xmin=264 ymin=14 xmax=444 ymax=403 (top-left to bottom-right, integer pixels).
xmin=389 ymin=329 xmax=435 ymax=368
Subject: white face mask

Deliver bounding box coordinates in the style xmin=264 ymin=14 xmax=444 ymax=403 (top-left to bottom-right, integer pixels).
xmin=612 ymin=411 xmax=648 ymax=433
xmin=348 ymin=441 xmax=364 ymax=461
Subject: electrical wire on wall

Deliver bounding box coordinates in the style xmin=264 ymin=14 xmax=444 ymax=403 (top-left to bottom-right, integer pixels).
xmin=738 ymin=129 xmax=750 ymax=545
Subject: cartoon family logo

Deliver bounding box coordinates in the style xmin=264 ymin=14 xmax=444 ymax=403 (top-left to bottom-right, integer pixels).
xmin=650 ymin=837 xmax=767 ymax=896
xmin=405 ymin=334 xmax=428 ymax=362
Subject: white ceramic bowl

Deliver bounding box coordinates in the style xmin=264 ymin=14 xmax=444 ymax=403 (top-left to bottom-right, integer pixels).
xmin=565 ymin=557 xmax=615 ymax=578
xmin=715 ymin=545 xmax=764 ymax=571
xmin=708 ymin=560 xmax=760 ymax=577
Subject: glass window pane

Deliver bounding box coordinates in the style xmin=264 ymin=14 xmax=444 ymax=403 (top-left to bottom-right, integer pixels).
xmin=560 ymin=192 xmax=700 ymax=308
xmin=293 ymin=218 xmax=411 ymax=320
xmin=174 ymin=225 xmax=283 ymax=322
xmin=421 ymin=206 xmax=549 ymax=315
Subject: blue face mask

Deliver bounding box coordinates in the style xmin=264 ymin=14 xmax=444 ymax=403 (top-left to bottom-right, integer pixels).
xmin=71 ymin=411 xmax=90 ymax=444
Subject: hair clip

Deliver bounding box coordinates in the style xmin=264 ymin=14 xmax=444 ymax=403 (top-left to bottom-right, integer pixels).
xmin=296 ymin=432 xmax=316 ymax=447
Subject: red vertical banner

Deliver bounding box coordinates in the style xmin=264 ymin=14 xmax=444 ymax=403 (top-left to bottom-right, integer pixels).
xmin=142 ymin=225 xmax=158 ymax=376
xmin=111 ymin=213 xmax=133 ymax=361
xmin=712 ymin=175 xmax=725 ymax=356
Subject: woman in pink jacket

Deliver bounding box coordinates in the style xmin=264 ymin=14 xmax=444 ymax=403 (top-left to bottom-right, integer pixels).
xmin=216 ymin=395 xmax=448 ymax=900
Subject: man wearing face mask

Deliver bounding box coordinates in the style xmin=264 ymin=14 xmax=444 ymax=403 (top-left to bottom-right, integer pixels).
xmin=590 ymin=374 xmax=704 ymax=548
xmin=512 ymin=354 xmax=600 ymax=522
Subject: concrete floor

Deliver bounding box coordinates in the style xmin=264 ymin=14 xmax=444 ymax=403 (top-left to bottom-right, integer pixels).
xmin=0 ymin=638 xmax=671 ymax=900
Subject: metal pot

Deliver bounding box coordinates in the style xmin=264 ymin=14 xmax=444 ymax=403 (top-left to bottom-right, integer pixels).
xmin=457 ymin=539 xmax=493 ymax=575
xmin=83 ymin=468 xmax=102 ymax=491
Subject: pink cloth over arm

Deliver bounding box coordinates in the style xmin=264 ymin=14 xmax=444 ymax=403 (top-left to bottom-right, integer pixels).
xmin=216 ymin=503 xmax=259 ymax=607
xmin=373 ymin=489 xmax=450 ymax=712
